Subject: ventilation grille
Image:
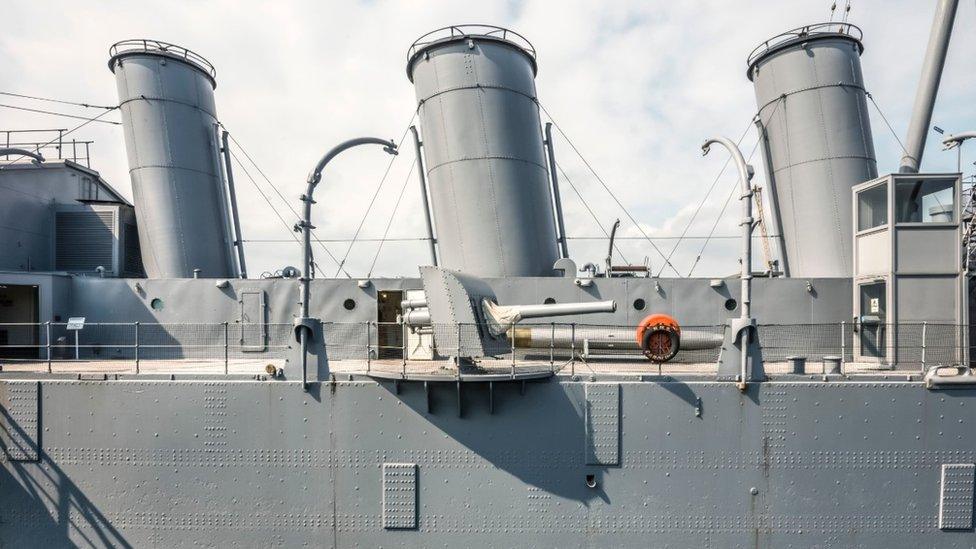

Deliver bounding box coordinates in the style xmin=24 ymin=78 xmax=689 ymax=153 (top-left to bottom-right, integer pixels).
xmin=55 ymin=211 xmax=114 ymax=272
xmin=122 ymin=223 xmax=145 ymax=277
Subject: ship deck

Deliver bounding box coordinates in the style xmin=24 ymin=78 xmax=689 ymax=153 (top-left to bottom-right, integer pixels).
xmin=0 ymin=356 xmax=920 ymax=380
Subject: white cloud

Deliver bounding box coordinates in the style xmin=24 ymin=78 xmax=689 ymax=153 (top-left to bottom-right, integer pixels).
xmin=1 ymin=0 xmax=972 ymax=278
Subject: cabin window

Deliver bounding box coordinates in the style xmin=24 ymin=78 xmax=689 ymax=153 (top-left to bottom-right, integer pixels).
xmin=857 ymin=183 xmax=887 ymax=231
xmin=895 ymin=178 xmax=954 ymax=223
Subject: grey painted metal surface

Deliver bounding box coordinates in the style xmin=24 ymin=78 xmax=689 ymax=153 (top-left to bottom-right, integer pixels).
xmin=900 ymin=0 xmax=959 ymax=173
xmin=749 ymin=24 xmax=878 ymax=278
xmin=0 ymin=274 xmax=854 ymax=329
xmin=0 ymin=161 xmax=131 ymax=274
xmin=1 ymin=378 xmax=976 ymax=547
xmin=407 ymin=26 xmax=559 ymax=277
xmin=109 ymin=40 xmax=237 ymax=279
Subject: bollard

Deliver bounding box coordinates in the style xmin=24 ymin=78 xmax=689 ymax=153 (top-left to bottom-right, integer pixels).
xmin=786 ymin=356 xmax=806 ymax=375
xmin=822 ymin=355 xmax=842 ymax=375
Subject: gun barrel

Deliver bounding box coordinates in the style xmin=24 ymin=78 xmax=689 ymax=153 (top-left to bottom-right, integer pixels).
xmin=512 ymin=300 xmax=616 ymax=319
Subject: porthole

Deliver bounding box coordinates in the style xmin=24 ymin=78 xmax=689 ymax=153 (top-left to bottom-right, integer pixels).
xmin=150 ymin=298 xmax=164 ymax=311
xmin=724 ymin=298 xmax=737 ymax=311
xmin=543 ymin=297 xmax=556 ymax=305
xmin=343 ymin=298 xmax=357 ymax=311
xmin=633 ymin=298 xmax=646 ymax=311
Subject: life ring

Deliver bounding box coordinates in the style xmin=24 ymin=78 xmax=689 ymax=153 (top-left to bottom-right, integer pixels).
xmin=635 ymin=313 xmax=681 ymax=362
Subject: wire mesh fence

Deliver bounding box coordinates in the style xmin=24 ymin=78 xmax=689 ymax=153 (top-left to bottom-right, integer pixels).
xmin=0 ymin=322 xmax=292 ymax=374
xmin=0 ymin=321 xmax=969 ymax=376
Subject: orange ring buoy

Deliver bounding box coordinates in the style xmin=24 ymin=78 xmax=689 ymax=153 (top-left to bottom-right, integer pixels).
xmin=636 ymin=313 xmax=681 ymax=362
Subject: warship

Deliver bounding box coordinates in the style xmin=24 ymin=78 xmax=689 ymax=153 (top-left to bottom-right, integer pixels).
xmin=0 ymin=1 xmax=974 ymax=547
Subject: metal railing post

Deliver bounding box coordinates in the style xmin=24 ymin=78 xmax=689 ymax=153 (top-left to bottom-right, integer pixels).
xmin=134 ymin=321 xmax=140 ymax=374
xmin=223 ymin=321 xmax=229 ymax=374
xmin=549 ymin=322 xmax=555 ymax=372
xmin=570 ymin=323 xmax=576 ymax=377
xmin=455 ymin=323 xmax=462 ymax=379
xmin=840 ymin=321 xmax=846 ymax=373
xmin=921 ymin=321 xmax=928 ymax=372
xmin=510 ymin=322 xmax=516 ymax=378
xmin=401 ymin=323 xmax=407 ymax=378
xmin=366 ymin=322 xmax=372 ymax=373
xmin=45 ymin=321 xmax=51 ymax=373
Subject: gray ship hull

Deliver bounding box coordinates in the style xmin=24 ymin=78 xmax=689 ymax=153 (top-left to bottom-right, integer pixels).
xmin=1 ymin=377 xmax=973 ymax=548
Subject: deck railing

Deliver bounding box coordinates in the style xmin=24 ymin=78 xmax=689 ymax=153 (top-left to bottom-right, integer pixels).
xmin=0 ymin=321 xmax=968 ymax=377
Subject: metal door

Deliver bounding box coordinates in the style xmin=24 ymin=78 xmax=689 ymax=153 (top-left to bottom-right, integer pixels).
xmin=239 ymin=291 xmax=266 ymax=352
xmin=857 ymin=282 xmax=886 ymax=361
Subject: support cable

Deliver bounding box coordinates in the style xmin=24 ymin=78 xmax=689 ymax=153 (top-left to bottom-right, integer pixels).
xmin=222 ymin=127 xmax=351 ymax=278
xmin=334 ymin=112 xmax=417 ymax=277
xmin=687 ymin=134 xmax=765 ymax=276
xmin=683 ymin=96 xmax=785 ymax=276
xmin=243 ymin=235 xmax=780 ymax=243
xmin=226 ymin=147 xmax=330 ymax=276
xmin=539 ymin=101 xmax=679 ymax=275
xmin=866 ymin=92 xmax=910 ymax=157
xmin=367 ymin=158 xmax=418 ymax=277
xmin=554 ymin=160 xmax=629 ymax=264
xmin=0 ymin=103 xmax=120 ymax=124
xmin=656 ymin=116 xmax=756 ymax=276
xmin=0 ymin=91 xmax=118 ymax=110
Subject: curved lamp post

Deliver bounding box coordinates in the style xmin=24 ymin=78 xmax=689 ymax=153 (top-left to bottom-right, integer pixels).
xmin=702 ymin=137 xmax=756 ymax=388
xmin=297 ymin=137 xmax=398 ymax=389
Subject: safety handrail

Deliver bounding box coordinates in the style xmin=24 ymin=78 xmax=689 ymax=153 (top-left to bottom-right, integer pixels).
xmin=407 ymin=24 xmax=536 ymax=65
xmin=109 ymin=39 xmax=216 ymax=80
xmin=747 ymin=22 xmax=863 ymax=68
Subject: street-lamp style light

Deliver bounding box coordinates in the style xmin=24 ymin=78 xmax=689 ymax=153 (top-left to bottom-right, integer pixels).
xmin=297 ymin=137 xmax=398 ymax=389
xmin=702 ymin=137 xmax=756 ymax=388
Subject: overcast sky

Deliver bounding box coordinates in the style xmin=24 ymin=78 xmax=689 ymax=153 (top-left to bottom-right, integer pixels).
xmin=2 ymin=0 xmax=973 ymax=279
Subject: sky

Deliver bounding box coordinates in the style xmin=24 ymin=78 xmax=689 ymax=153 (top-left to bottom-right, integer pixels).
xmin=1 ymin=0 xmax=973 ymax=279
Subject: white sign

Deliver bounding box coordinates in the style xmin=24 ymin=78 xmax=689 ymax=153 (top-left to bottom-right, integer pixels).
xmin=66 ymin=317 xmax=86 ymax=330
xmin=869 ymin=298 xmax=880 ymax=314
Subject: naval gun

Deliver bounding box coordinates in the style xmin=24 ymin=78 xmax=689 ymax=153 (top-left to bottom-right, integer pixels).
xmin=404 ymin=267 xmax=721 ymax=362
